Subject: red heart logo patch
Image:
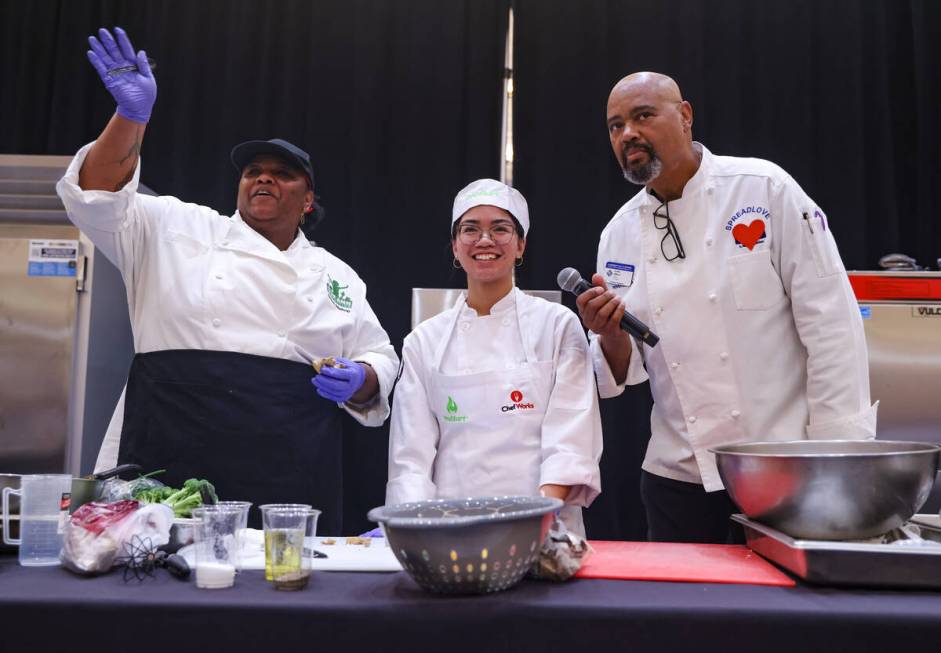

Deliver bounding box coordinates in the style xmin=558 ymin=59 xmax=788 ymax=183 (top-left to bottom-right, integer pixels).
xmin=510 ymin=390 xmax=523 ymax=403
xmin=732 ymin=220 xmax=766 ymax=250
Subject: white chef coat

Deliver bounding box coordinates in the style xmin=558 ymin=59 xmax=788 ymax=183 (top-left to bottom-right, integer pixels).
xmin=56 ymin=142 xmax=399 ymax=471
xmin=591 ymin=143 xmax=877 ymax=491
xmin=386 ymin=288 xmax=602 ymax=522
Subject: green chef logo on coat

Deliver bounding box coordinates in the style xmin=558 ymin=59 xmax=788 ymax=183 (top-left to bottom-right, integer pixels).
xmin=443 ymin=395 xmax=467 ymax=423
xmin=326 ymin=276 xmax=353 ymax=312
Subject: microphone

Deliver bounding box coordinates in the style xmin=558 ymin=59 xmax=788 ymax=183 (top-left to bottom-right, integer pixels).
xmin=557 ymin=267 xmax=660 ymax=347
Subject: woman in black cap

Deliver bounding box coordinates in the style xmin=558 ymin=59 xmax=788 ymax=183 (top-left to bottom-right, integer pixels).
xmin=56 ymin=27 xmax=398 ymax=532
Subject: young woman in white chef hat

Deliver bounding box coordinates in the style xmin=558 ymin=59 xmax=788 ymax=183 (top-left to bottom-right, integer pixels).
xmin=385 ymin=179 xmax=603 ymax=535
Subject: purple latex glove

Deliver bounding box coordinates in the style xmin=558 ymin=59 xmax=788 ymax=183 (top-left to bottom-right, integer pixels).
xmin=310 ymin=357 xmax=367 ymax=404
xmin=359 ymin=527 xmax=384 ymax=538
xmin=86 ymin=27 xmax=156 ymax=124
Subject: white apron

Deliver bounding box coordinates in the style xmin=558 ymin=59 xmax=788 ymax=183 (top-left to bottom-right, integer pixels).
xmin=426 ymin=294 xmax=584 ymax=535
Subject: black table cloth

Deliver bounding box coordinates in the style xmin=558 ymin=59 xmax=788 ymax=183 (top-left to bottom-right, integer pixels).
xmin=2 ymin=555 xmax=940 ymax=652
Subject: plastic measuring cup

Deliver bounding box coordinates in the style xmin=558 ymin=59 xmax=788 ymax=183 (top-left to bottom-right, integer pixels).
xmin=2 ymin=474 xmax=72 ymax=566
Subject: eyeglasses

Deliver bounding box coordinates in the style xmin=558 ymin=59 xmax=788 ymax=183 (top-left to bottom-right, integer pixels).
xmin=456 ymin=223 xmax=517 ymax=245
xmin=653 ymin=202 xmax=686 ymax=261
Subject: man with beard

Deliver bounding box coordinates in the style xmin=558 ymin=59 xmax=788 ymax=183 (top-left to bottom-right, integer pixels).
xmin=574 ymin=72 xmax=876 ymax=544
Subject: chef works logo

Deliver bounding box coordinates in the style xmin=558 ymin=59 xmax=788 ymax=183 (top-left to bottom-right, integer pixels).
xmin=501 ymin=390 xmax=535 ymax=413
xmin=326 ymin=276 xmax=353 ymax=312
xmin=443 ymin=396 xmax=467 ymax=422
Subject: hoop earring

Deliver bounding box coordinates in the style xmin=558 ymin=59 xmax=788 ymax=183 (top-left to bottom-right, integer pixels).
xmin=515 ymin=256 xmax=523 ymax=268
xmin=452 ymin=257 xmax=462 ymax=269
xmin=300 ymin=213 xmax=307 ymax=225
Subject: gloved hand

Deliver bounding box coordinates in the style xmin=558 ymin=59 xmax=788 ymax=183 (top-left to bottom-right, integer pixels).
xmin=86 ymin=27 xmax=156 ymax=124
xmin=310 ymin=357 xmax=367 ymax=404
xmin=359 ymin=527 xmax=384 ymax=538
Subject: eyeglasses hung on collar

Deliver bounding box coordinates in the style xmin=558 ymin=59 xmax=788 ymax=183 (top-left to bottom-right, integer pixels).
xmin=653 ymin=202 xmax=686 ymax=261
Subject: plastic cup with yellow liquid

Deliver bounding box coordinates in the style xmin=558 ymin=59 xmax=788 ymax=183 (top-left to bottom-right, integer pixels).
xmin=259 ymin=504 xmax=319 ymax=590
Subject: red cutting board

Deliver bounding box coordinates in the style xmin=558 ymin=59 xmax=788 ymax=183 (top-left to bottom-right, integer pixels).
xmin=575 ymin=541 xmax=795 ymax=587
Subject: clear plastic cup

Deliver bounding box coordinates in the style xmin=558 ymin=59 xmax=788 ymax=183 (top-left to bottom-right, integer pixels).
xmin=192 ymin=506 xmax=242 ymax=589
xmin=302 ymin=509 xmax=322 ymax=563
xmin=214 ymin=501 xmax=252 ymax=530
xmin=2 ymin=474 xmax=72 ymax=566
xmin=258 ymin=503 xmax=313 ymax=581
xmin=258 ymin=503 xmax=312 ymax=513
xmin=261 ymin=507 xmax=318 ymax=590
xmin=212 ymin=501 xmax=252 ymax=570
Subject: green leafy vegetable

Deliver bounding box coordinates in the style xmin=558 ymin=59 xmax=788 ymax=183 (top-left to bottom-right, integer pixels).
xmin=132 ymin=477 xmax=218 ymax=518
xmin=131 ymin=485 xmax=175 ymax=504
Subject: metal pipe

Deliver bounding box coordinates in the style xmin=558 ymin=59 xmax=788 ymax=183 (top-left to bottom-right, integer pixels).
xmin=500 ymin=5 xmax=515 ymax=186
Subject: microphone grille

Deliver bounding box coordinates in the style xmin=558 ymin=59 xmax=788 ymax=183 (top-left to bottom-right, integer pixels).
xmin=556 ymin=267 xmax=581 ymax=293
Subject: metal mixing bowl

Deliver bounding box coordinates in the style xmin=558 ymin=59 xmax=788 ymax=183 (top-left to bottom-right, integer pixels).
xmin=712 ymin=440 xmax=941 ymax=540
xmin=367 ymin=496 xmax=562 ymax=595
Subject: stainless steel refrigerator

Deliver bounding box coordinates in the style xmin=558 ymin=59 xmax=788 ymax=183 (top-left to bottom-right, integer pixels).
xmin=0 ymin=154 xmax=136 ymax=476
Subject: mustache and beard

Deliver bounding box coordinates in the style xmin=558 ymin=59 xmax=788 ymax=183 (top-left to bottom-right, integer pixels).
xmin=620 ymin=143 xmax=663 ymax=185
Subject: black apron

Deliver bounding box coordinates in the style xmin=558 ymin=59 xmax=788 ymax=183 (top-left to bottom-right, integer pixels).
xmin=117 ymin=350 xmax=343 ymax=533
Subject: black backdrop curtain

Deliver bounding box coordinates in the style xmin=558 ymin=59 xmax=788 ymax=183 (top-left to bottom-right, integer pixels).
xmin=1 ymin=0 xmax=508 ymax=534
xmin=513 ymin=0 xmax=941 ymax=538
xmin=2 ymin=1 xmax=939 ymax=538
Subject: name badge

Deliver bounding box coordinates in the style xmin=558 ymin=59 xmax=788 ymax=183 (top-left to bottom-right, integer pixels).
xmin=604 ymin=261 xmax=634 ymax=288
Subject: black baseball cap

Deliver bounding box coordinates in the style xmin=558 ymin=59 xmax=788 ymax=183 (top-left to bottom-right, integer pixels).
xmin=230 ymin=138 xmax=315 ymax=189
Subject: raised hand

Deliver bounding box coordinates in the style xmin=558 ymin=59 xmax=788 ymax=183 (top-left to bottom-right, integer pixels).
xmin=86 ymin=27 xmax=156 ymax=124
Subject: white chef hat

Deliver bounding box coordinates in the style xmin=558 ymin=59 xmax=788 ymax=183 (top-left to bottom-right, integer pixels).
xmin=451 ymin=179 xmax=530 ymax=238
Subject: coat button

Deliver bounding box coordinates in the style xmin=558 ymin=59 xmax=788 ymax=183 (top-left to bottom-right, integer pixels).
xmin=671 ymin=362 xmax=679 ymax=370
xmin=215 ymin=273 xmax=223 ymax=280
xmin=719 ymin=351 xmax=729 ymax=361
xmin=307 ymin=296 xmax=313 ymax=302
xmin=688 ymin=416 xmax=697 ymax=424
xmin=222 ymin=240 xmax=230 ymax=246
xmin=708 ymin=293 xmax=717 ymax=302
xmin=655 ymin=307 xmax=663 ymax=315
xmin=706 ymin=237 xmax=713 ymax=246
xmin=460 ymin=322 xmax=470 ymax=331
xmin=731 ymin=409 xmax=741 ymax=419
xmin=277 ymin=330 xmax=286 ymax=338
xmin=212 ymin=318 xmax=221 ymax=327
xmin=501 ymin=317 xmax=512 ymax=327
xmin=648 ymin=256 xmax=657 ymax=264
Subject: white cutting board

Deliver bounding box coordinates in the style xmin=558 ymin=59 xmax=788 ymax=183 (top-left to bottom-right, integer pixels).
xmin=178 ymin=531 xmax=403 ymax=572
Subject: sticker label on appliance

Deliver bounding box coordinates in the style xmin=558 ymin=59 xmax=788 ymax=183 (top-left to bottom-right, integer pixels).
xmin=912 ymin=306 xmax=941 ymax=318
xmin=27 ymin=240 xmax=78 ymax=277
xmin=859 ymin=306 xmax=872 ymax=320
